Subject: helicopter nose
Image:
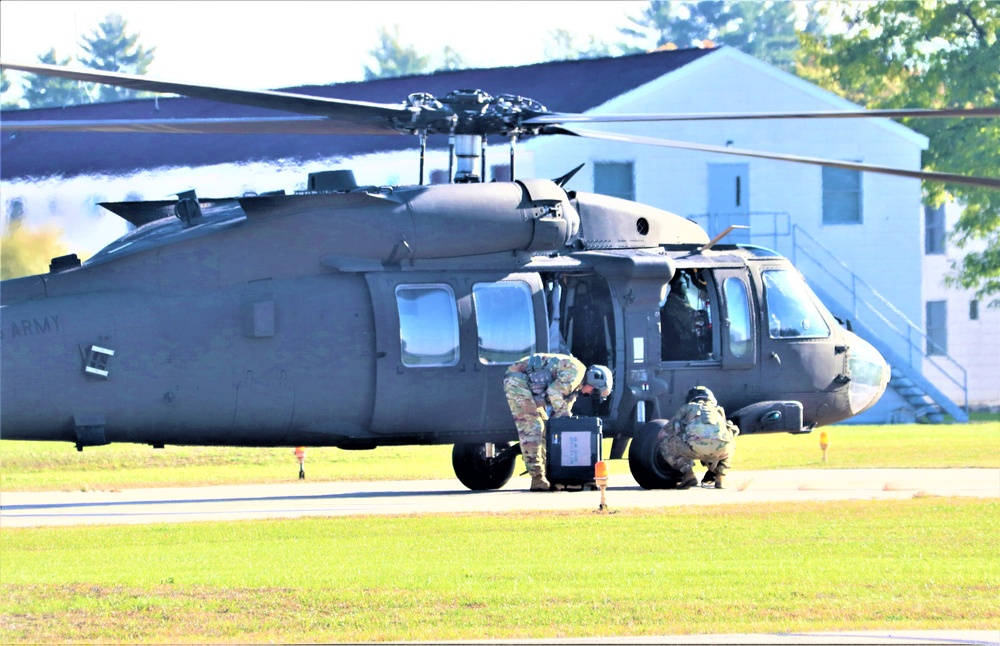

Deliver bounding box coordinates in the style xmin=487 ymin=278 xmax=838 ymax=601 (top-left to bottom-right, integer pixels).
xmin=844 ymin=331 xmax=890 ymax=415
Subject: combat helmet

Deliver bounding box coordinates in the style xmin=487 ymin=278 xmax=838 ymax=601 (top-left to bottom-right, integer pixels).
xmin=686 ymin=385 xmax=716 ymax=404
xmin=585 ymin=365 xmax=613 ymax=399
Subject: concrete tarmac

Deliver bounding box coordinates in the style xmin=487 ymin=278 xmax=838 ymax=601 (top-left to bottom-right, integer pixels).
xmin=2 ymin=467 xmax=997 ymax=527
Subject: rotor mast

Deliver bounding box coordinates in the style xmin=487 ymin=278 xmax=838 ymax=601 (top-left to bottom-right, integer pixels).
xmin=400 ymin=89 xmax=546 ymax=184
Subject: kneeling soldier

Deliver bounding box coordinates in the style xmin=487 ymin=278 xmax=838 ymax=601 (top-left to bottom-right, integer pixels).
xmin=658 ymin=386 xmax=739 ymax=489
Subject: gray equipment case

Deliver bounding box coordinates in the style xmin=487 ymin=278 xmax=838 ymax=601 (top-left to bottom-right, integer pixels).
xmin=546 ymin=416 xmax=603 ymax=486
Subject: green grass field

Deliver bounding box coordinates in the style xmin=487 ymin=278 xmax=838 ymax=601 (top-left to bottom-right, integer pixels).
xmin=2 ymin=498 xmax=997 ymax=642
xmin=2 ymin=421 xmax=998 ymax=491
xmin=1 ymin=421 xmax=998 ymax=642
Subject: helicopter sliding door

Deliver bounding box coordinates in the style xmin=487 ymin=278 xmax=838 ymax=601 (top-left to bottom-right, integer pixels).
xmin=366 ymin=272 xmax=548 ymax=437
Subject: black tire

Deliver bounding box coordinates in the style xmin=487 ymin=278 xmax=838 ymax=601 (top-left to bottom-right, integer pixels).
xmin=628 ymin=420 xmax=683 ymax=490
xmin=452 ymin=442 xmax=517 ymax=491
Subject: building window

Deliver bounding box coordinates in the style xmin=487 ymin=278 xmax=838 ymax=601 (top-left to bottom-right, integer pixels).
xmin=822 ymin=166 xmax=862 ymax=224
xmin=6 ymin=198 xmax=25 ymax=224
xmin=473 ymin=281 xmax=536 ymax=364
xmin=594 ymin=161 xmax=635 ymax=201
xmin=491 ymin=164 xmax=511 ymax=182
xmin=926 ymin=300 xmax=947 ymax=356
xmin=925 ymin=204 xmax=946 ymax=255
xmin=970 ymin=300 xmax=979 ymax=321
xmin=395 ymin=284 xmax=460 ymax=367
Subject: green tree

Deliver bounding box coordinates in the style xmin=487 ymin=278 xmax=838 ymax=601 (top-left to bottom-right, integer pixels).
xmin=364 ymin=25 xmax=431 ymax=80
xmin=0 ymin=221 xmax=70 ymax=280
xmin=18 ymin=49 xmax=85 ymax=108
xmin=797 ymin=0 xmax=1000 ymax=304
xmin=437 ymin=45 xmax=466 ymax=72
xmin=0 ymin=70 xmax=20 ymax=108
xmin=620 ymin=0 xmax=823 ymax=70
xmin=544 ymin=29 xmax=618 ymax=61
xmin=77 ymin=13 xmax=155 ymax=102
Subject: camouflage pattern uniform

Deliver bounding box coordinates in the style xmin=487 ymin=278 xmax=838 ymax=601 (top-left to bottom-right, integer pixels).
xmin=657 ymin=399 xmax=739 ymax=476
xmin=504 ymin=353 xmax=587 ymax=480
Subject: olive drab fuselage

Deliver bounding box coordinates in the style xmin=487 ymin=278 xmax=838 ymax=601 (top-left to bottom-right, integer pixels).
xmin=0 ymin=180 xmax=889 ymax=456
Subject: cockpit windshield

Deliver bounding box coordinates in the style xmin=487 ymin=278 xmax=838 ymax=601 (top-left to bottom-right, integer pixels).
xmin=762 ymin=269 xmax=832 ymax=339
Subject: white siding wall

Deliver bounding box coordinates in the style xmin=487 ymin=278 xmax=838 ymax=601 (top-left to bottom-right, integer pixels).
xmin=923 ymin=202 xmax=1000 ymax=409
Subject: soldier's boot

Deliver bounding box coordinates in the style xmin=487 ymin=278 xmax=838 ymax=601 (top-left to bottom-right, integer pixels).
xmin=714 ymin=474 xmax=726 ymax=489
xmin=701 ymin=470 xmax=716 ymax=487
xmin=530 ymin=474 xmax=551 ymax=491
xmin=678 ymin=469 xmax=699 ymax=489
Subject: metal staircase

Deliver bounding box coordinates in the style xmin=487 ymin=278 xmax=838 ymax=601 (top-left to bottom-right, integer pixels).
xmin=888 ymin=367 xmax=945 ymax=423
xmin=789 ymin=225 xmax=968 ymax=423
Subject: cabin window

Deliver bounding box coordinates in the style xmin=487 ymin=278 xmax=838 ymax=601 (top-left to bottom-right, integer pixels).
xmin=762 ymin=269 xmax=831 ymax=339
xmin=473 ymin=281 xmax=536 ymax=364
xmin=723 ymin=278 xmax=752 ymax=359
xmin=395 ymin=284 xmax=460 ymax=367
xmin=594 ymin=161 xmax=635 ymax=201
xmin=822 ymin=166 xmax=862 ymax=224
xmin=924 ymin=204 xmax=946 ymax=255
xmin=926 ymin=300 xmax=947 ymax=355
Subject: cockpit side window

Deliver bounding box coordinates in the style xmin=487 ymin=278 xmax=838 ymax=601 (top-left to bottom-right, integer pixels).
xmin=473 ymin=281 xmax=536 ymax=364
xmin=661 ymin=269 xmax=713 ymax=361
xmin=762 ymin=269 xmax=831 ymax=339
xmin=723 ymin=277 xmax=752 ymax=359
xmin=395 ymin=284 xmax=460 ymax=367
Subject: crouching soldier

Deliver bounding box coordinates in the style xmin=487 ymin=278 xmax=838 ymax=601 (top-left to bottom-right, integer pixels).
xmin=657 ymin=386 xmax=739 ymax=489
xmin=504 ymin=354 xmax=613 ymax=491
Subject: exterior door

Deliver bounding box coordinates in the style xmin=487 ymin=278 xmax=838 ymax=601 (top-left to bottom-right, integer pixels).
xmin=708 ymin=163 xmax=750 ymax=244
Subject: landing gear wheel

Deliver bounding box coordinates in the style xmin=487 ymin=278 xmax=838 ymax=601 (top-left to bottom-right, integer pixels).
xmin=452 ymin=442 xmax=517 ymax=491
xmin=628 ymin=420 xmax=684 ymax=490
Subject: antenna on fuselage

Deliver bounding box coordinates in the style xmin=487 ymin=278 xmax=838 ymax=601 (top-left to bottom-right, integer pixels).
xmin=698 ymin=225 xmax=749 ymax=253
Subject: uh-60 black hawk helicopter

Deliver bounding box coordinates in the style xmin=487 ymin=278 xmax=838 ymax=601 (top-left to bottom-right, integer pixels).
xmin=1 ymin=60 xmax=998 ymax=490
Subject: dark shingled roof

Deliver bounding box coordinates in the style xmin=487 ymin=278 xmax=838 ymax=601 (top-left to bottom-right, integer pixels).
xmin=1 ymin=47 xmax=716 ymax=180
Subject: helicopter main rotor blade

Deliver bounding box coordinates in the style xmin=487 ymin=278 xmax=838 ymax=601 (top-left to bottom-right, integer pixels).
xmin=0 ymin=116 xmax=398 ymax=136
xmin=526 ymin=106 xmax=1000 ymax=125
xmin=554 ymin=126 xmax=1000 ymax=190
xmin=0 ymin=61 xmax=409 ymax=133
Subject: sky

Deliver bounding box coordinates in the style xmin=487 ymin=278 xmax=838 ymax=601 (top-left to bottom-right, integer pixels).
xmin=1 ymin=1 xmax=650 ymax=91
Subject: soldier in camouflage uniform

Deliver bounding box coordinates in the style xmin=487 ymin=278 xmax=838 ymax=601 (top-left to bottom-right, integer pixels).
xmin=657 ymin=386 xmax=739 ymax=489
xmin=504 ymin=354 xmax=613 ymax=491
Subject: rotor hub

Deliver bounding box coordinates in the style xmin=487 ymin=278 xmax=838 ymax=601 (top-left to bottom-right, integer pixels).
xmin=397 ymin=89 xmax=549 ymax=137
